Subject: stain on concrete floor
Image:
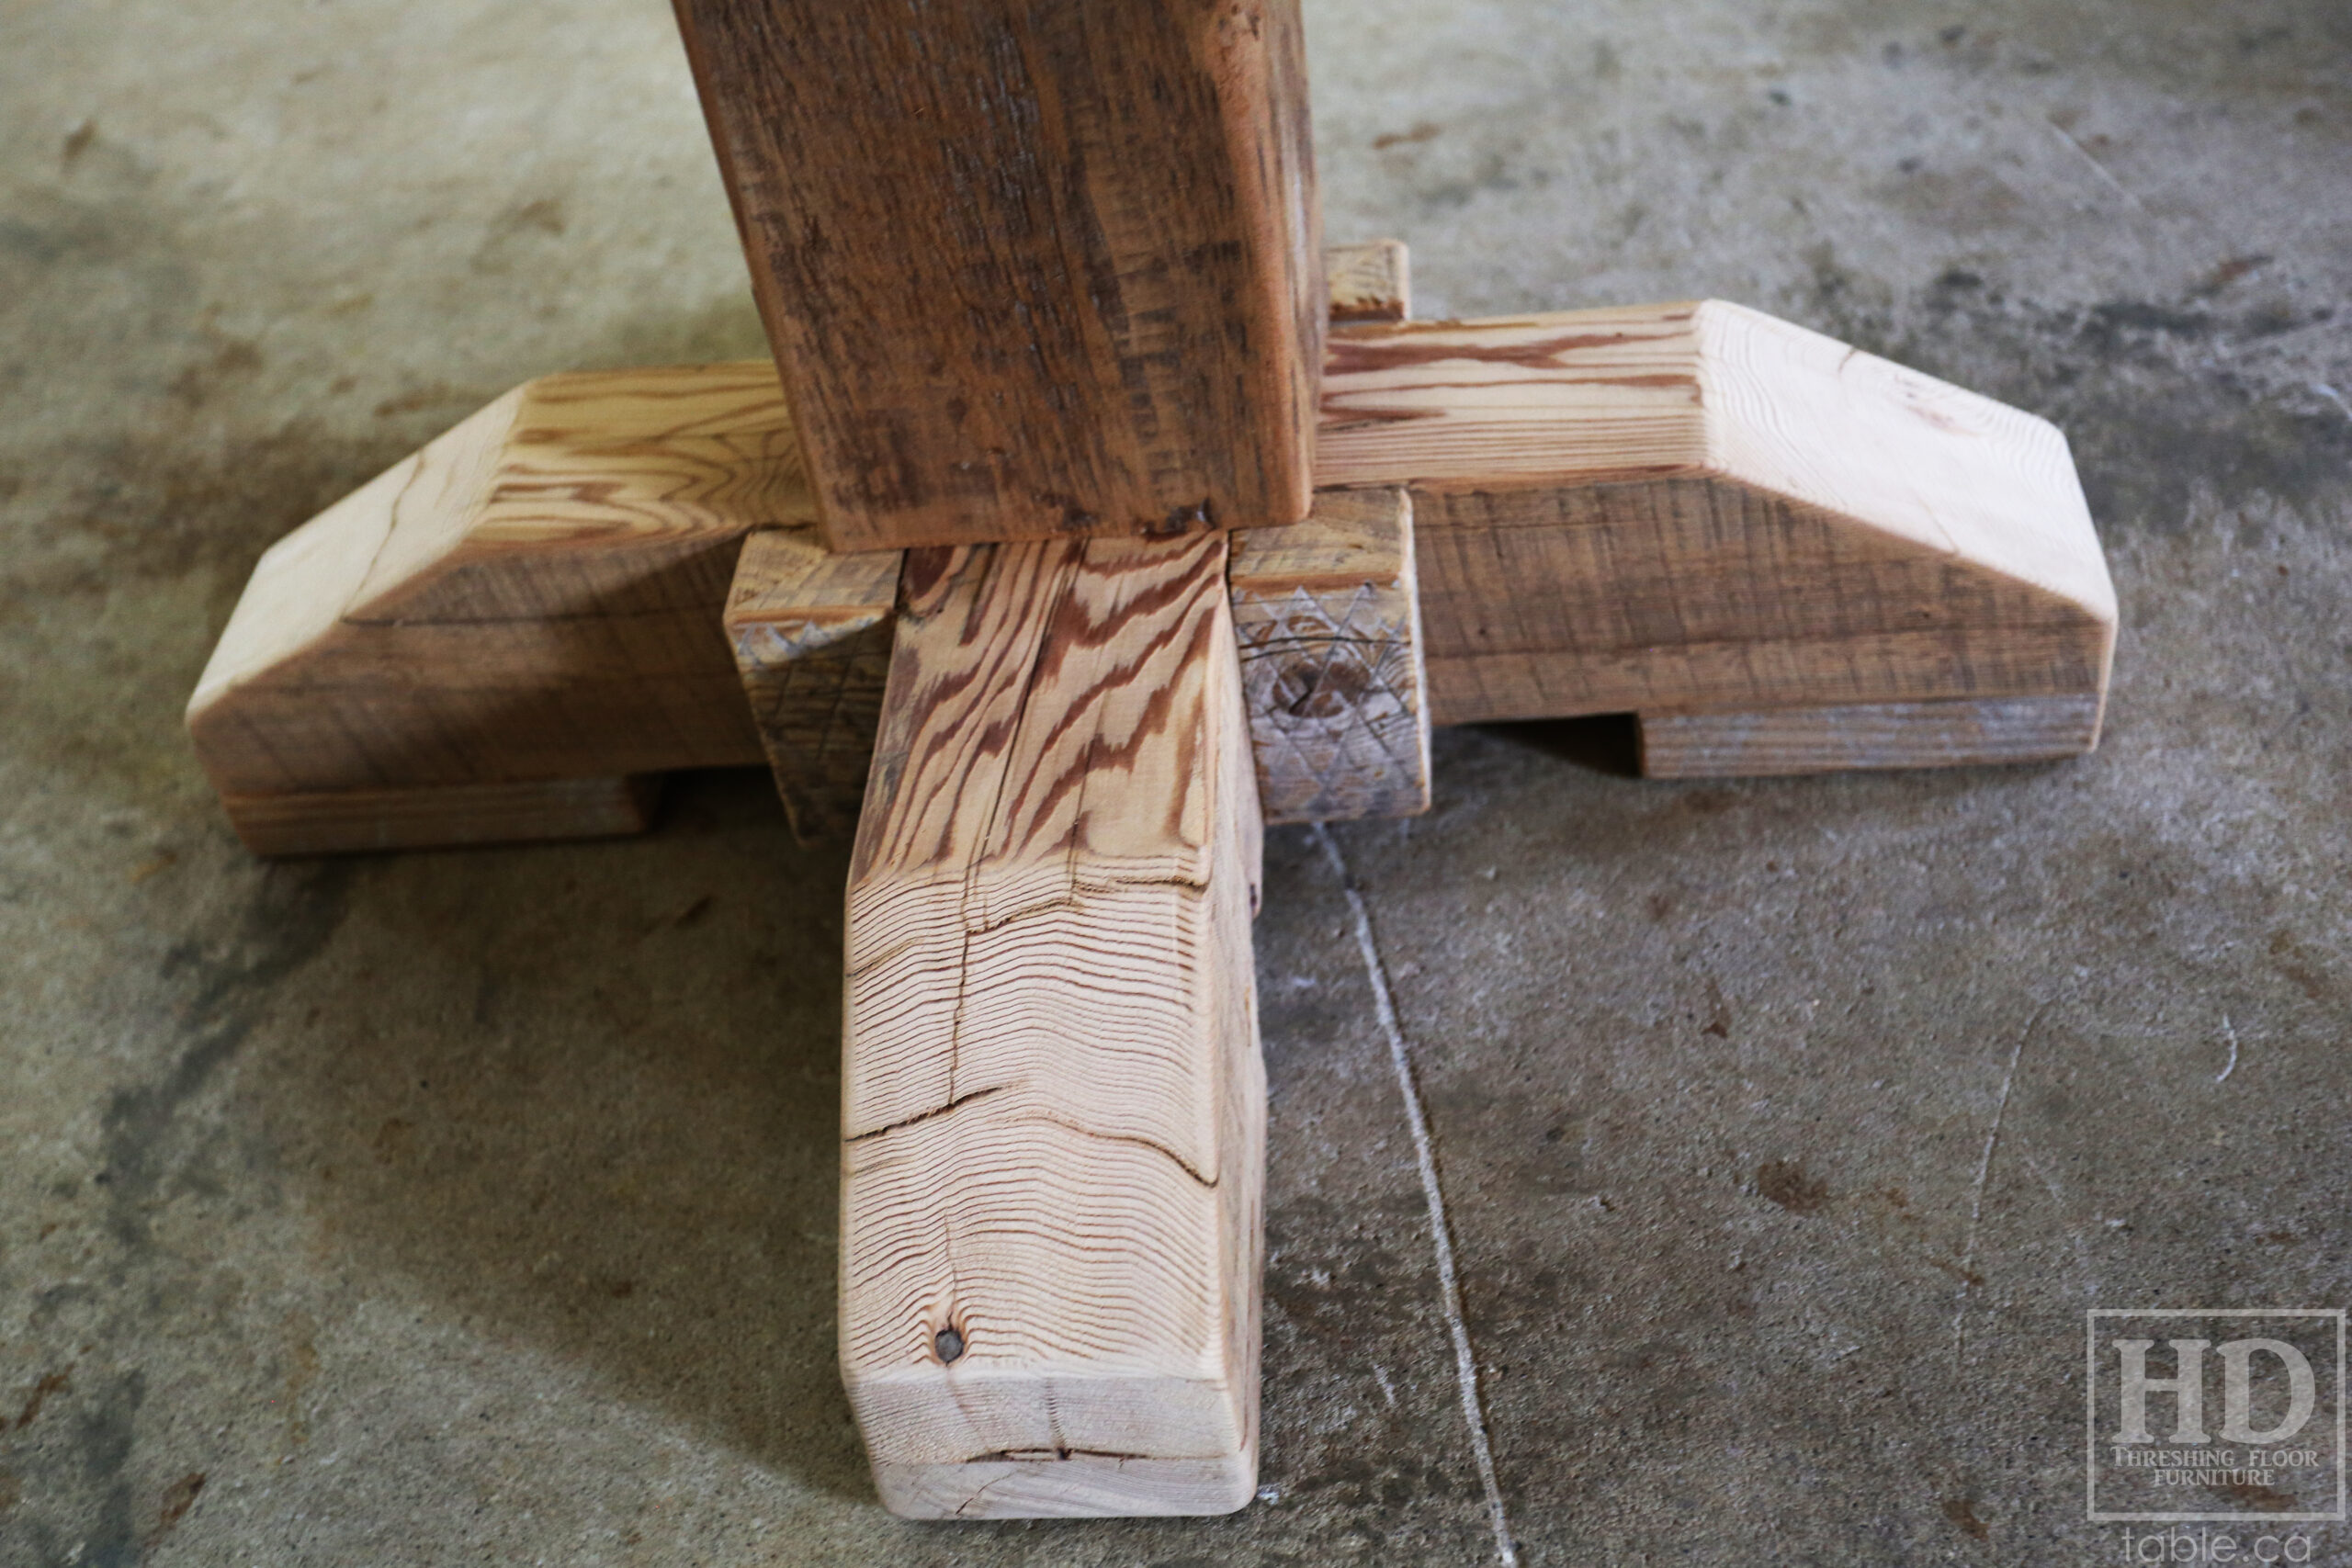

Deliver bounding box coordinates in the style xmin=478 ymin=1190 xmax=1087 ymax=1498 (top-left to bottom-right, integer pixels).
xmin=2 ymin=0 xmax=2347 ymax=1563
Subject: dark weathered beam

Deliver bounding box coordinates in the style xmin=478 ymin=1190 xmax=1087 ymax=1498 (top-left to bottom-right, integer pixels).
xmin=673 ymin=0 xmax=1323 ymax=552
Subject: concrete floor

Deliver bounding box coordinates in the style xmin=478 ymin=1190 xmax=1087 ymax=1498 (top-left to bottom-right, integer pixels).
xmin=3 ymin=0 xmax=2348 ymax=1562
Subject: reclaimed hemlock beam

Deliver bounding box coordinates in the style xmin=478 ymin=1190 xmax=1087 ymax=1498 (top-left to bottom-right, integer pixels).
xmin=184 ymin=365 xmax=796 ymax=854
xmin=671 ymin=0 xmax=1322 ymax=551
xmin=187 ymin=247 xmax=1406 ymax=856
xmin=842 ymin=535 xmax=1263 ymax=1517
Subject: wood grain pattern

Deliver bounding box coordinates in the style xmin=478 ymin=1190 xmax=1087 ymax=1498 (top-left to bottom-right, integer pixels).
xmin=1637 ymin=694 xmax=2105 ymax=779
xmin=1315 ymin=300 xmax=2118 ymax=732
xmin=725 ymin=490 xmax=1430 ymax=840
xmin=842 ymin=534 xmax=1263 ymax=1517
xmin=673 ymin=0 xmax=1322 ymax=552
xmin=1229 ymin=488 xmax=1430 ymax=822
xmin=1325 ymin=238 xmax=1409 ymax=324
xmin=220 ymin=775 xmax=661 ymax=857
xmin=723 ymin=527 xmax=900 ymax=841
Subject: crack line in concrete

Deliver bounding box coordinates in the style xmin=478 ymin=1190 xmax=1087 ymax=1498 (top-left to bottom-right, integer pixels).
xmin=2313 ymin=383 xmax=2352 ymax=429
xmin=2044 ymin=115 xmax=2145 ymax=210
xmin=1952 ymin=1003 xmax=2047 ymax=1366
xmin=1313 ymin=822 xmax=1518 ymax=1568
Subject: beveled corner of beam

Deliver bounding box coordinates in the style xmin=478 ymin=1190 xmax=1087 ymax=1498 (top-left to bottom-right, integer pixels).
xmin=187 ymin=363 xmax=808 ymax=795
xmin=1316 ymin=299 xmax=2118 ymax=737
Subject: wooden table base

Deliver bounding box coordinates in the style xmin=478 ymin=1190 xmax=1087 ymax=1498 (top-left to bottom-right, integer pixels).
xmin=181 ymin=0 xmax=2120 ymax=1510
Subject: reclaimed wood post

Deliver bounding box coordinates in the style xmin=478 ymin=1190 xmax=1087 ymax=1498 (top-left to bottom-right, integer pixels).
xmin=672 ymin=0 xmax=1324 ymax=552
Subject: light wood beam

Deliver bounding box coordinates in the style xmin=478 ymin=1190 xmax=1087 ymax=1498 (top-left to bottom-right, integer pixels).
xmin=190 ymin=284 xmax=2121 ymax=850
xmin=184 ymin=365 xmax=795 ymax=854
xmin=1317 ymin=300 xmax=2118 ymax=734
xmin=842 ymin=534 xmax=1263 ymax=1517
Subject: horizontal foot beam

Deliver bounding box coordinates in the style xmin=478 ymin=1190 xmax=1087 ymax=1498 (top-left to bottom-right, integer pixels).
xmin=189 ymin=271 xmax=2120 ymax=852
xmin=842 ymin=535 xmax=1263 ymax=1518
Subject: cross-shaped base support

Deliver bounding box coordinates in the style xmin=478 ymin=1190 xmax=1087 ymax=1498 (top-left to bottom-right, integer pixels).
xmin=187 ymin=249 xmax=2112 ymax=1514
xmin=183 ymin=0 xmax=2117 ymax=1522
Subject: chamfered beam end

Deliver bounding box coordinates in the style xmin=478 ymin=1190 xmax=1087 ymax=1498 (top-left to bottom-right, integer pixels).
xmin=1317 ymin=299 xmax=2117 ymax=733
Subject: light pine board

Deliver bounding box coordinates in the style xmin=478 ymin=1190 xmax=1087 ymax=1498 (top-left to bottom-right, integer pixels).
xmin=1229 ymin=488 xmax=1430 ymax=823
xmin=1637 ymin=694 xmax=2106 ymax=779
xmin=842 ymin=535 xmax=1263 ymax=1518
xmin=673 ymin=0 xmax=1321 ymax=551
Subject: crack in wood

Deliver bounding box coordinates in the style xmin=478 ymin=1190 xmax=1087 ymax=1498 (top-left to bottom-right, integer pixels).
xmin=1033 ymin=1111 xmax=1217 ymax=1189
xmin=844 ymin=1083 xmax=1009 ymax=1144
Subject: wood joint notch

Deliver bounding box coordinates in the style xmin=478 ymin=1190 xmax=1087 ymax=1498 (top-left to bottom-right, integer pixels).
xmin=724 ymin=486 xmax=1433 ymax=842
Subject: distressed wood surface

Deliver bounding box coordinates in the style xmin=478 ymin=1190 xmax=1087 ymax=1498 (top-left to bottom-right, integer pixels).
xmin=1229 ymin=488 xmax=1430 ymax=823
xmin=186 ymin=363 xmax=799 ymax=811
xmin=1411 ymin=477 xmax=2111 ymax=725
xmin=1638 ymin=694 xmax=2106 ymax=779
xmin=842 ymin=535 xmax=1263 ymax=1517
xmin=723 ymin=528 xmax=899 ymax=841
xmin=673 ymin=0 xmax=1322 ymax=552
xmin=187 ymin=251 xmax=1407 ymax=854
xmin=726 ymin=490 xmax=1431 ymax=840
